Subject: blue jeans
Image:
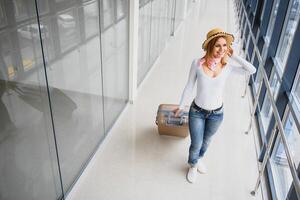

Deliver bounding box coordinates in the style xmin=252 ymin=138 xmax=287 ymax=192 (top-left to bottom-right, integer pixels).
xmin=188 ymin=101 xmax=224 ymax=166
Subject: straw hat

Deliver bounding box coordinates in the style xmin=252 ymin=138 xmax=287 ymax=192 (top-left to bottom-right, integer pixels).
xmin=202 ymin=28 xmax=234 ymax=50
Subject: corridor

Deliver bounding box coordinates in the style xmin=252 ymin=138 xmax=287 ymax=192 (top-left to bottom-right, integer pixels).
xmin=66 ymin=0 xmax=263 ymax=199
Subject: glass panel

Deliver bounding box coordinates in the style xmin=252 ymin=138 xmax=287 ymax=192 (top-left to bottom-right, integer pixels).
xmin=137 ymin=1 xmax=152 ymax=85
xmin=57 ymin=9 xmax=80 ymax=53
xmin=17 ymin=23 xmax=44 ymax=71
xmin=276 ymin=0 xmax=300 ymax=69
xmin=293 ymin=64 xmax=300 ymax=112
xmin=186 ymin=0 xmax=193 ymax=12
xmin=0 ymin=33 xmax=17 ymax=80
xmin=139 ymin=0 xmax=151 ymax=8
xmin=138 ymin=0 xmax=173 ymax=85
xmin=260 ymin=69 xmax=281 ymax=132
xmin=174 ymin=0 xmax=185 ymax=30
xmin=102 ymin=0 xmax=114 ymax=29
xmin=13 ymin=0 xmax=49 ymax=21
xmin=0 ymin=1 xmax=62 ymax=199
xmin=295 ymin=77 xmax=300 ymax=104
xmin=83 ymin=1 xmax=99 ymax=38
xmin=260 ymin=94 xmax=274 ymax=132
xmin=265 ymin=0 xmax=280 ymax=42
xmin=101 ymin=0 xmax=129 ymax=130
xmin=270 ymin=112 xmax=300 ymax=199
xmin=253 ymin=55 xmax=261 ymax=92
xmin=0 ymin=1 xmax=7 ymax=28
xmin=37 ymin=1 xmax=105 ymax=193
xmin=150 ymin=0 xmax=160 ymax=63
xmin=37 ymin=0 xmax=49 ymax=15
xmin=158 ymin=0 xmax=168 ymax=53
xmin=166 ymin=0 xmax=173 ymax=40
xmin=13 ymin=0 xmax=35 ymax=21
xmin=39 ymin=18 xmax=55 ymax=62
xmin=116 ymin=0 xmax=127 ymax=20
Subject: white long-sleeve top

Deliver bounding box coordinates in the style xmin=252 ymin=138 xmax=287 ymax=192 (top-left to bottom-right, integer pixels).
xmin=179 ymin=54 xmax=257 ymax=110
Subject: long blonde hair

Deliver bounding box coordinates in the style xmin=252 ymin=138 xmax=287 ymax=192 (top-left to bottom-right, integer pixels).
xmin=203 ymin=36 xmax=232 ymax=67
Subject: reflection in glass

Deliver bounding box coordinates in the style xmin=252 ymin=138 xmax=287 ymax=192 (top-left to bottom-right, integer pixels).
xmin=138 ymin=2 xmax=152 ymax=85
xmin=295 ymin=76 xmax=300 ymax=104
xmin=276 ymin=0 xmax=300 ymax=69
xmin=138 ymin=0 xmax=173 ymax=86
xmin=57 ymin=9 xmax=79 ymax=52
xmin=36 ymin=0 xmax=49 ymax=15
xmin=260 ymin=69 xmax=280 ymax=132
xmin=100 ymin=0 xmax=129 ymax=130
xmin=174 ymin=0 xmax=185 ymax=29
xmin=13 ymin=0 xmax=48 ymax=21
xmin=13 ymin=0 xmax=31 ymax=21
xmin=84 ymin=1 xmax=99 ymax=38
xmin=260 ymin=94 xmax=274 ymax=132
xmin=0 ymin=1 xmax=7 ymax=28
xmin=265 ymin=0 xmax=280 ymax=42
xmin=18 ymin=23 xmax=44 ymax=71
xmin=150 ymin=0 xmax=160 ymax=63
xmin=186 ymin=0 xmax=193 ymax=12
xmin=293 ymin=64 xmax=300 ymax=115
xmin=39 ymin=19 xmax=55 ymax=62
xmin=102 ymin=0 xmax=114 ymax=29
xmin=271 ymin=112 xmax=300 ymax=200
xmin=116 ymin=0 xmax=127 ymax=20
xmin=38 ymin=0 xmax=106 ymax=193
xmin=0 ymin=33 xmax=16 ymax=80
xmin=253 ymin=55 xmax=261 ymax=93
xmin=158 ymin=0 xmax=169 ymax=53
xmin=1 ymin=13 xmax=62 ymax=200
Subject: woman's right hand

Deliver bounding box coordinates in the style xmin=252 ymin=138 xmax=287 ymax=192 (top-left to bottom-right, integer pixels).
xmin=227 ymin=46 xmax=233 ymax=57
xmin=173 ymin=107 xmax=183 ymax=117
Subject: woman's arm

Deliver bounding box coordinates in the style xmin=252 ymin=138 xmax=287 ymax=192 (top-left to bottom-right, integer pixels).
xmin=178 ymin=59 xmax=198 ymax=110
xmin=228 ymin=54 xmax=257 ymax=75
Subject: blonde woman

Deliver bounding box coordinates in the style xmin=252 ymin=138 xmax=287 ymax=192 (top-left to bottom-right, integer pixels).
xmin=174 ymin=28 xmax=256 ymax=183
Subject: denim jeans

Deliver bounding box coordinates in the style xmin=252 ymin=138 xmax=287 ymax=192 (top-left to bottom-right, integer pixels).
xmin=188 ymin=101 xmax=224 ymax=166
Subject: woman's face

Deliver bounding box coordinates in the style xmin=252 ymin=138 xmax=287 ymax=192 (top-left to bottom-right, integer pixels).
xmin=212 ymin=37 xmax=228 ymax=59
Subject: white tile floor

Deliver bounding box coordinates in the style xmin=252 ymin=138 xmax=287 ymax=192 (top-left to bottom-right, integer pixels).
xmin=66 ymin=0 xmax=264 ymax=199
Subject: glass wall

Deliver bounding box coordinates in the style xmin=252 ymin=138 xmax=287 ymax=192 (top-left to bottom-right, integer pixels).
xmin=275 ymin=0 xmax=300 ymax=73
xmin=36 ymin=0 xmax=106 ymax=193
xmin=264 ymin=0 xmax=280 ymax=44
xmin=100 ymin=0 xmax=129 ymax=131
xmin=174 ymin=0 xmax=185 ymax=30
xmin=0 ymin=0 xmax=129 ymax=199
xmin=237 ymin=0 xmax=300 ymax=199
xmin=0 ymin=0 xmax=62 ymax=199
xmin=260 ymin=68 xmax=281 ymax=132
xmin=138 ymin=1 xmax=152 ymax=85
xmin=137 ymin=0 xmax=184 ymax=86
xmin=270 ymin=109 xmax=300 ymax=200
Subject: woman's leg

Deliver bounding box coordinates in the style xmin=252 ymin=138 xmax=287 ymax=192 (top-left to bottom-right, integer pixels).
xmin=188 ymin=107 xmax=205 ymax=166
xmin=199 ymin=112 xmax=224 ymax=158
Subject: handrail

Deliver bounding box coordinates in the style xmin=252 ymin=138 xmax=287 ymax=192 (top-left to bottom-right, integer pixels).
xmin=236 ymin=1 xmax=300 ymax=199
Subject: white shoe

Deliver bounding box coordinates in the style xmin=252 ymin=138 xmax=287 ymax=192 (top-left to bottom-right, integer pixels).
xmin=197 ymin=161 xmax=207 ymax=174
xmin=186 ymin=166 xmax=197 ymax=183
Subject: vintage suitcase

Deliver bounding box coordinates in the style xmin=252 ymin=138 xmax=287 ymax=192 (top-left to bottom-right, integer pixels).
xmin=155 ymin=104 xmax=189 ymax=138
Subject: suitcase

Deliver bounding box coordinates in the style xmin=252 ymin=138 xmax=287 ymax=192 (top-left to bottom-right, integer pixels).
xmin=155 ymin=104 xmax=189 ymax=138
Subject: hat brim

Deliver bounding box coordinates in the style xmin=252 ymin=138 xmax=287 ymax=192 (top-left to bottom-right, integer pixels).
xmin=202 ymin=32 xmax=234 ymax=50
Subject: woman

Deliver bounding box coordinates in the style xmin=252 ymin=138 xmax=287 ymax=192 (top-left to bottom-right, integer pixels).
xmin=174 ymin=28 xmax=256 ymax=183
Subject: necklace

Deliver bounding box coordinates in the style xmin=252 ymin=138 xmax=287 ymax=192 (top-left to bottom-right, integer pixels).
xmin=206 ymin=59 xmax=220 ymax=72
xmin=206 ymin=61 xmax=218 ymax=72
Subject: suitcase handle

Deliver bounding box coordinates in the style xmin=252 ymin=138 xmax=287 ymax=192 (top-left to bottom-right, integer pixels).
xmin=155 ymin=110 xmax=188 ymax=126
xmin=166 ymin=112 xmax=188 ymax=126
